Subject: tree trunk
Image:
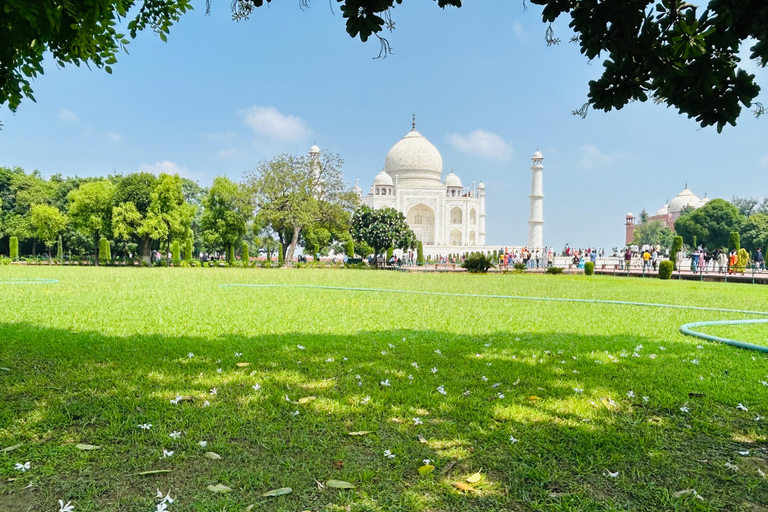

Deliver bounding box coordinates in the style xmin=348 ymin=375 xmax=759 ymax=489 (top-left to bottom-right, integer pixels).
xmin=284 ymin=225 xmax=301 ymax=267
xmin=140 ymin=236 xmax=152 ymax=265
xmin=94 ymin=232 xmax=100 ymax=266
xmin=32 ymin=238 xmax=37 ymax=257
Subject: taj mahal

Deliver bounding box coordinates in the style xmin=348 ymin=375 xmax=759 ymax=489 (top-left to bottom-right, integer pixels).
xmin=352 ymin=119 xmax=545 ymax=257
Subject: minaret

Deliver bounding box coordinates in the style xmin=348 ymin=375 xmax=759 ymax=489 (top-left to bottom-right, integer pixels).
xmin=478 ymin=182 xmax=486 ymax=245
xmin=527 ymin=150 xmax=544 ymax=249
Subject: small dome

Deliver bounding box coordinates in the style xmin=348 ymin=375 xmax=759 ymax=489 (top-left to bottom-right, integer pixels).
xmin=309 ymin=144 xmax=320 ymax=154
xmin=384 ymin=129 xmax=442 ymax=184
xmin=532 ymin=150 xmax=543 ymax=159
xmin=668 ymin=187 xmax=701 ymax=213
xmin=626 ymin=212 xmax=635 ymax=218
xmin=655 ymin=204 xmax=669 ymax=216
xmin=374 ymin=170 xmax=393 ymax=186
xmin=477 ymin=181 xmax=485 ymax=189
xmin=696 ymin=197 xmax=710 ymax=208
xmin=445 ymin=172 xmax=462 ymax=188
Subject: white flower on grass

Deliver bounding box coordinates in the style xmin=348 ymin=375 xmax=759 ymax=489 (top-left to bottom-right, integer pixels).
xmin=635 ymin=344 xmax=643 ymax=351
xmin=217 ymin=368 xmax=222 ymax=373
xmin=573 ymin=388 xmax=583 ymax=394
xmin=58 ymin=500 xmax=75 ymax=512
xmin=760 ymin=380 xmax=768 ymax=386
xmin=643 ymin=396 xmax=649 ymax=402
xmin=434 ymin=349 xmax=441 ymax=355
xmin=14 ymin=462 xmax=30 ymax=472
xmin=202 ymin=400 xmax=210 ymax=407
xmin=383 ymin=450 xmax=396 ymax=459
xmin=198 ymin=441 xmax=207 ymax=448
xmin=738 ymin=450 xmax=749 ymax=456
xmin=463 ymin=390 xmax=471 ymax=396
xmin=408 ymin=375 xmax=414 ymax=380
xmin=216 ymin=359 xmax=221 ymax=363
xmin=162 ymin=449 xmax=174 ymax=458
xmin=756 ymin=415 xmax=764 ymax=421
xmin=485 ymin=344 xmax=491 ymax=347
xmin=388 ymin=343 xmax=395 ymax=348
xmin=481 ymin=376 xmax=488 ymax=382
xmin=380 ymin=379 xmax=391 ymax=387
xmin=297 ymin=345 xmax=305 ymax=350
xmin=411 ymin=362 xmax=419 ymax=369
xmin=436 ymin=385 xmax=447 ymax=395
xmin=430 ymin=367 xmax=438 ymax=374
xmin=627 ymin=391 xmax=635 ymax=399
xmin=170 ymin=395 xmax=182 ymax=405
xmin=497 ymin=393 xmax=505 ymax=399
xmin=423 ymin=458 xmax=432 ymax=465
xmin=361 ymin=396 xmax=370 ymax=404
xmin=343 ymin=357 xmax=348 ymax=361
xmin=169 ymin=431 xmax=182 ymax=439
xmin=573 ymin=370 xmax=579 ymax=374
xmin=252 ymin=383 xmax=261 ymax=391
xmin=486 ymin=363 xmax=492 ymax=366
xmin=737 ymin=403 xmax=749 ymax=411
xmin=380 ymin=350 xmax=387 ymax=355
xmin=290 ymin=411 xmax=299 ymax=416
xmin=725 ymin=462 xmax=738 ymax=472
xmin=696 ymin=345 xmax=703 ymax=349
xmin=235 ymin=352 xmax=243 ymax=357
xmin=156 ymin=503 xmax=169 ymax=512
xmin=509 ymin=436 xmax=518 ymax=444
xmin=699 ymin=375 xmax=704 ymax=381
xmin=355 ymin=374 xmax=361 ymax=380
xmin=659 ymin=346 xmax=665 ymax=351
xmin=138 ymin=423 xmax=152 ymax=430
xmin=632 ymin=353 xmax=640 ymax=358
xmin=210 ymin=388 xmax=218 ymax=396
xmin=603 ymin=469 xmax=619 ymax=478
xmin=492 ymin=383 xmax=501 ymax=389
xmin=680 ymin=406 xmax=690 ymax=413
xmin=691 ymin=359 xmax=700 ymax=365
xmin=187 ymin=353 xmax=194 ymax=359
xmin=285 ymin=395 xmax=291 ymax=402
xmin=758 ymin=469 xmax=766 ymax=479
xmin=649 ymin=354 xmax=657 ymax=359
xmin=156 ymin=489 xmax=174 ymax=505
xmin=325 ymin=357 xmax=334 ymax=363
xmin=413 ymin=417 xmax=423 ymax=425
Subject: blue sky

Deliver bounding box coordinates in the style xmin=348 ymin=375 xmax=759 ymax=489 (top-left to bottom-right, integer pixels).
xmin=1 ymin=0 xmax=766 ymax=251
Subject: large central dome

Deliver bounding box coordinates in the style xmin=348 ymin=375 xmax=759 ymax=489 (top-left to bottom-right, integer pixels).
xmin=384 ymin=129 xmax=443 ymax=185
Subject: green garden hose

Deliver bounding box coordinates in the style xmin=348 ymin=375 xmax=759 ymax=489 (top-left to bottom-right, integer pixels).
xmin=222 ymin=283 xmax=768 ymax=353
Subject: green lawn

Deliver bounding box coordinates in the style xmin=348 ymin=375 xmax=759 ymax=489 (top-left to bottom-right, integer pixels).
xmin=0 ymin=267 xmax=767 ymax=512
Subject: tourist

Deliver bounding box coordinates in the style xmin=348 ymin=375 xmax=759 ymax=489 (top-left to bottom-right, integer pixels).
xmin=624 ymin=248 xmax=632 ymax=271
xmin=651 ymin=249 xmax=658 ymax=271
xmin=755 ymin=248 xmax=764 ymax=272
xmin=547 ymin=250 xmax=553 ymax=267
xmin=642 ymin=249 xmax=651 ymax=272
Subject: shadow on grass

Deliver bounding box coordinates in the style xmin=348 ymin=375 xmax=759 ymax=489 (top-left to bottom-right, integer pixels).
xmin=1 ymin=323 xmax=766 ymax=512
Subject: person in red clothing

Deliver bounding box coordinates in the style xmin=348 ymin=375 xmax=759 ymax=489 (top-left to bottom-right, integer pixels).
xmin=624 ymin=248 xmax=632 ymax=271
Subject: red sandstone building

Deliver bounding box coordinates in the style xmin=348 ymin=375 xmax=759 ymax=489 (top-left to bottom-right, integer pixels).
xmin=625 ymin=185 xmax=710 ymax=245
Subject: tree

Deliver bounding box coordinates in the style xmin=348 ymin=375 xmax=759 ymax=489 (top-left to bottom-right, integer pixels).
xmin=68 ymin=180 xmax=116 ymax=265
xmin=200 ymin=176 xmax=252 ymax=259
xmin=245 ymin=152 xmax=356 ymax=267
xmin=29 ymin=204 xmax=68 ymax=258
xmin=3 ymin=1 xmax=766 ymax=130
xmin=1 ymin=0 xmax=192 ymax=116
xmin=741 ymin=213 xmax=768 ymax=254
xmin=632 ymin=219 xmax=675 ymax=250
xmin=673 ymin=199 xmax=744 ymax=250
xmin=351 ymin=205 xmax=416 ymax=265
xmin=670 ymin=236 xmax=683 ymax=270
xmin=731 ymin=196 xmax=759 ymax=217
xmin=141 ymin=174 xmax=196 ymax=264
xmin=112 ymin=172 xmax=160 ymax=263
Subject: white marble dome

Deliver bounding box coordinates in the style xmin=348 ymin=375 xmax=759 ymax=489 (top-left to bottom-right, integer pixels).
xmin=374 ymin=170 xmax=393 ymax=186
xmin=309 ymin=144 xmax=320 ymax=154
xmin=668 ymin=187 xmax=701 ymax=213
xmin=444 ymin=172 xmax=462 ymax=188
xmin=384 ymin=129 xmax=443 ymax=184
xmin=655 ymin=204 xmax=669 ymax=216
xmin=532 ymin=150 xmax=543 ymax=159
xmin=697 ymin=196 xmax=710 ymax=208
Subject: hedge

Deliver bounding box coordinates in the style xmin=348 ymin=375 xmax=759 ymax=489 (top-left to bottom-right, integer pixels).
xmin=659 ymin=260 xmax=674 ymax=279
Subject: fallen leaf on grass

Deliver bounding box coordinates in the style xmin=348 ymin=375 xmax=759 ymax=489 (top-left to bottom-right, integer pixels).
xmin=466 ymin=470 xmax=483 ymax=483
xmin=236 ymin=362 xmax=250 ymax=367
xmin=326 ymin=480 xmax=355 ymax=489
xmin=261 ymin=487 xmax=292 ymax=497
xmin=135 ymin=470 xmax=172 ymax=476
xmin=452 ymin=482 xmax=475 ymax=492
xmin=204 ymin=452 xmax=221 ymax=460
xmin=418 ymin=465 xmax=435 ymax=476
xmin=440 ymin=460 xmax=458 ymax=475
xmin=245 ymin=506 xmax=254 ymax=511
xmin=528 ymin=396 xmax=539 ymax=401
xmin=207 ymin=484 xmax=233 ymax=493
xmin=75 ymin=443 xmax=100 ymax=450
xmin=1 ymin=443 xmax=23 ymax=452
xmin=298 ymin=396 xmax=317 ymax=404
xmin=672 ymin=489 xmax=703 ymax=500
xmin=417 ymin=435 xmax=428 ymax=444
xmin=348 ymin=431 xmax=373 ymax=436
xmin=249 ymin=370 xmax=258 ymax=376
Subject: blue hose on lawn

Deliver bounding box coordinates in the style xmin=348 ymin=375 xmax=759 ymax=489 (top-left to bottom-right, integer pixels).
xmin=221 ymin=284 xmax=768 ymax=353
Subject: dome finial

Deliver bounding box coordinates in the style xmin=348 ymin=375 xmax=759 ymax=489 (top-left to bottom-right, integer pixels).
xmin=412 ymin=113 xmax=416 ymax=130
xmin=685 ymin=181 xmax=688 ymax=189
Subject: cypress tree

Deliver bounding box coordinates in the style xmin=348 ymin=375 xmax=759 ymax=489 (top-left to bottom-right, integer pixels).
xmin=242 ymin=242 xmax=249 ymax=267
xmin=346 ymin=240 xmax=355 ymax=258
xmin=728 ymin=232 xmax=740 ymax=253
xmin=172 ymin=240 xmax=180 ymax=266
xmin=185 ymin=238 xmax=193 ymax=261
xmin=99 ymin=238 xmax=111 ymax=264
xmin=417 ymin=241 xmax=424 ymax=265
xmin=227 ymin=244 xmax=235 ymax=265
xmin=670 ymin=236 xmax=683 ymax=270
xmin=9 ymin=236 xmax=18 ymax=261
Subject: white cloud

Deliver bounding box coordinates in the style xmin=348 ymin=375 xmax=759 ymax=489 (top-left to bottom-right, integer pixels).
xmin=240 ymin=105 xmax=311 ymax=142
xmin=57 ymin=108 xmax=78 ymax=124
xmin=447 ymin=129 xmax=513 ymax=161
xmin=576 ymin=144 xmax=634 ymax=170
xmin=137 ymin=160 xmax=203 ymax=182
xmin=105 ymin=131 xmax=124 ymax=142
xmin=217 ymin=148 xmax=246 ymax=159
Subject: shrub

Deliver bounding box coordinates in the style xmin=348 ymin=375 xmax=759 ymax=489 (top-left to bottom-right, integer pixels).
xmin=513 ymin=262 xmax=527 ymax=273
xmin=659 ymin=260 xmax=674 ymax=279
xmin=386 ymin=246 xmax=394 ymax=261
xmin=172 ymin=240 xmax=180 ymax=266
xmin=729 ymin=231 xmax=740 ymax=253
xmin=461 ymin=253 xmax=494 ymax=273
xmin=670 ymin=236 xmax=683 ymax=270
xmin=185 ymin=238 xmax=193 ymax=261
xmin=0 ymin=257 xmax=10 ymax=265
xmin=584 ymin=261 xmax=595 ymax=275
xmin=346 ymin=240 xmax=354 ymax=258
xmin=10 ymin=236 xmax=18 ymax=261
xmin=99 ymin=237 xmax=110 ymax=264
xmin=242 ymin=242 xmax=249 ymax=267
xmin=417 ymin=241 xmax=424 ymax=266
xmin=545 ymin=266 xmax=564 ymax=274
xmin=227 ymin=244 xmax=235 ymax=266
xmin=278 ymin=243 xmax=284 ymax=266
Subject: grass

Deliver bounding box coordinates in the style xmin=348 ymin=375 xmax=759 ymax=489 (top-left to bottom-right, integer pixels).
xmin=0 ymin=266 xmax=767 ymax=512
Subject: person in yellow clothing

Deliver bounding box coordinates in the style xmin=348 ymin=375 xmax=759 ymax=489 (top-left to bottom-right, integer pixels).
xmin=642 ymin=249 xmax=651 ymax=272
